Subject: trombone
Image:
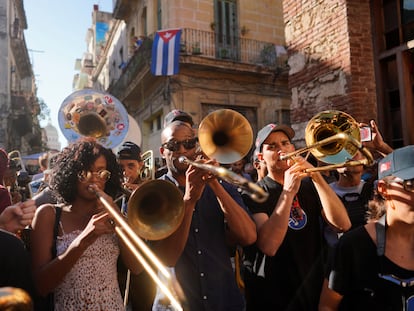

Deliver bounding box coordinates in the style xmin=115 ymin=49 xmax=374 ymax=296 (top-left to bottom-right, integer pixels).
xmin=184 ymin=109 xmax=269 ymax=203
xmin=179 ymin=156 xmax=269 ymax=203
xmin=90 ymin=180 xmax=185 ymax=311
xmin=279 ymin=110 xmax=375 ymax=172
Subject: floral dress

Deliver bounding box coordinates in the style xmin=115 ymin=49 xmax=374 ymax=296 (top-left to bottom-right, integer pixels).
xmin=54 ymin=228 xmax=124 ymax=311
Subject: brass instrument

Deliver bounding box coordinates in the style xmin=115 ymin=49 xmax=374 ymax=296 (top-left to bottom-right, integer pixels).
xmin=58 ymin=89 xmax=129 ymax=149
xmin=0 ymin=287 xmax=33 ymax=310
xmin=140 ymin=150 xmax=155 ymax=181
xmin=58 ymin=90 xmax=185 ymax=310
xmin=90 ymin=180 xmax=184 ymax=310
xmin=179 ymin=156 xmax=269 ymax=203
xmin=279 ymin=110 xmax=374 ymax=172
xmin=182 ymin=109 xmax=269 ymax=203
xmin=198 ymin=109 xmax=253 ymax=164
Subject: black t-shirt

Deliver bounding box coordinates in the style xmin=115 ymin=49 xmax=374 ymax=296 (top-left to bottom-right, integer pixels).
xmin=243 ymin=176 xmax=327 ymax=311
xmin=329 ymin=226 xmax=414 ymax=310
xmin=0 ymin=229 xmax=35 ymax=296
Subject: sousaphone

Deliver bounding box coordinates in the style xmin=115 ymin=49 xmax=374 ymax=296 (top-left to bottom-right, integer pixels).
xmin=58 ymin=89 xmax=129 ymax=148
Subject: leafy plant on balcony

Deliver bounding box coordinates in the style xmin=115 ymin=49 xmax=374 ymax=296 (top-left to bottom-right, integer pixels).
xmin=192 ymin=42 xmax=202 ymax=55
xmin=260 ymin=44 xmax=277 ymax=67
xmin=180 ymin=41 xmax=187 ymax=53
xmin=220 ymin=48 xmax=230 ymax=59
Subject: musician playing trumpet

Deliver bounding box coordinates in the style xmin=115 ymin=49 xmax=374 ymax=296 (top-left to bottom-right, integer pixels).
xmin=117 ymin=141 xmax=145 ymax=193
xmin=241 ymin=123 xmax=351 ymax=311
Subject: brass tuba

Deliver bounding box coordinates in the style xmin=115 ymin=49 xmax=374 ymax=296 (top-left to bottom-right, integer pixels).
xmin=280 ymin=110 xmax=374 ymax=172
xmin=58 ymin=89 xmax=130 ymax=149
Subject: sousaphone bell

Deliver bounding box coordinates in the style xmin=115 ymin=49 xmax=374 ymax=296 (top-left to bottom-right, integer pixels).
xmin=58 ymin=89 xmax=129 ymax=148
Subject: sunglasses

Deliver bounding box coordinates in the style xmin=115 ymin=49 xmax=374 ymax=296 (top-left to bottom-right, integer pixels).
xmin=78 ymin=169 xmax=111 ymax=183
xmin=393 ymin=178 xmax=414 ymax=192
xmin=162 ymin=138 xmax=198 ymax=152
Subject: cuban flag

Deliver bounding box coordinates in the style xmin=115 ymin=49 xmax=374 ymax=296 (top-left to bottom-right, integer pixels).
xmin=151 ymin=28 xmax=182 ymax=76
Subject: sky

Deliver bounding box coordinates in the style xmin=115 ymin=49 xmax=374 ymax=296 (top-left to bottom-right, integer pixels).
xmin=24 ymin=0 xmax=113 ymax=149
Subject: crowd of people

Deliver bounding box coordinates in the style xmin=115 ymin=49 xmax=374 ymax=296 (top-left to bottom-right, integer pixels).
xmin=1 ymin=108 xmax=413 ymax=311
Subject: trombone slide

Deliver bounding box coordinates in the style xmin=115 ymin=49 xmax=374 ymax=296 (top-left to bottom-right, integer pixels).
xmin=90 ymin=188 xmax=183 ymax=311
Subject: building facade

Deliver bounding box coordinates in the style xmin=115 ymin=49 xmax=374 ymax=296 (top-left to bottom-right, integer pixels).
xmin=282 ymin=0 xmax=413 ymax=149
xmin=0 ymin=0 xmax=42 ymax=154
xmin=78 ymin=1 xmax=290 ymax=164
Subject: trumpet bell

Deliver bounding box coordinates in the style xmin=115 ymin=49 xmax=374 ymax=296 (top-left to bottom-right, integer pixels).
xmin=58 ymin=89 xmax=129 ymax=148
xmin=127 ymin=180 xmax=184 ymax=241
xmin=305 ymin=110 xmax=360 ymax=164
xmin=198 ymin=109 xmax=253 ymax=164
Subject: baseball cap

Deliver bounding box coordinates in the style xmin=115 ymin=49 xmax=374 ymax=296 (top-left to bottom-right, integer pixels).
xmin=378 ymin=145 xmax=414 ymax=180
xmin=255 ymin=123 xmax=295 ymax=152
xmin=117 ymin=141 xmax=142 ymax=161
xmin=163 ymin=109 xmax=194 ymax=127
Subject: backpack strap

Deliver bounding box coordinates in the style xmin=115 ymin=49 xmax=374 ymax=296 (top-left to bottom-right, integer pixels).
xmin=51 ymin=205 xmax=62 ymax=258
xmin=376 ymin=214 xmax=386 ymax=257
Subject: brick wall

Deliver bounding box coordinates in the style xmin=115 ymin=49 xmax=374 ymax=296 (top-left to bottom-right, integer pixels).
xmin=282 ymin=0 xmax=377 ymax=141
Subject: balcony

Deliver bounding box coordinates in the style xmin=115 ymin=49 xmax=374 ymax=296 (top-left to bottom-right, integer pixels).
xmin=10 ymin=36 xmax=32 ymax=78
xmin=113 ymin=0 xmax=133 ymax=20
xmin=179 ymin=28 xmax=283 ymax=66
xmin=109 ymin=28 xmax=287 ymax=98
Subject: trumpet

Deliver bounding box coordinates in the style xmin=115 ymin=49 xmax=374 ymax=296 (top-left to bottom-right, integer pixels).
xmin=279 ymin=110 xmax=374 ymax=172
xmin=182 ymin=109 xmax=269 ymax=203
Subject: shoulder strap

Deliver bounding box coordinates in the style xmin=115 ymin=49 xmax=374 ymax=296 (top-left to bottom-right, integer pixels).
xmin=376 ymin=214 xmax=386 ymax=256
xmin=51 ymin=206 xmax=62 ymax=258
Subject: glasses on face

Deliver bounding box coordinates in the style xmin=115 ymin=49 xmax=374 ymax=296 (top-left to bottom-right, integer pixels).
xmin=393 ymin=178 xmax=414 ymax=192
xmin=78 ymin=169 xmax=111 ymax=183
xmin=162 ymin=138 xmax=198 ymax=152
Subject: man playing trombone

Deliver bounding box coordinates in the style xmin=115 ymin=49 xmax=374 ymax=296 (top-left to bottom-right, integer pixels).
xmin=117 ymin=141 xmax=155 ymax=311
xmin=151 ymin=120 xmax=257 ymax=311
xmin=242 ymin=123 xmax=352 ymax=311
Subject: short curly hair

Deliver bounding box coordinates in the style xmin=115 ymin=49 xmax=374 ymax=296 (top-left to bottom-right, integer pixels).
xmin=50 ymin=137 xmax=122 ymax=203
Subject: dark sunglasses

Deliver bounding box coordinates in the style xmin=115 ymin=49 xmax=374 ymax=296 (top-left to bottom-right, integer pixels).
xmin=162 ymin=138 xmax=198 ymax=152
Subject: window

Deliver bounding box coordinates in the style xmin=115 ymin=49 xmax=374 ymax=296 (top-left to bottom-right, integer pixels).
xmin=214 ymin=0 xmax=239 ymax=59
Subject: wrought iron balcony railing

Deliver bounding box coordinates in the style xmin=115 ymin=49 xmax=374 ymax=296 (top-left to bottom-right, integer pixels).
xmin=109 ymin=28 xmax=286 ymax=98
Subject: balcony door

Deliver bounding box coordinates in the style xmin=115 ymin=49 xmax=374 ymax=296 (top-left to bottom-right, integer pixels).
xmin=214 ymin=0 xmax=239 ymax=60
